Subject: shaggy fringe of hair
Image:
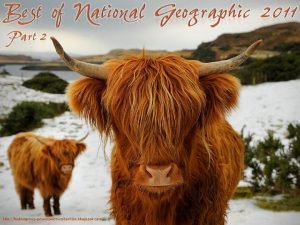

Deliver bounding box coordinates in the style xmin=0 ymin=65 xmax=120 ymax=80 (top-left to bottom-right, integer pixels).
xmin=67 ymin=55 xmax=240 ymax=162
xmin=103 ymin=55 xmax=205 ymax=163
xmin=66 ymin=78 xmax=111 ymax=152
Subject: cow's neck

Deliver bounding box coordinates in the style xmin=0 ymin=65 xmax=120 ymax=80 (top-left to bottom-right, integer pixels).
xmin=132 ymin=199 xmax=177 ymax=225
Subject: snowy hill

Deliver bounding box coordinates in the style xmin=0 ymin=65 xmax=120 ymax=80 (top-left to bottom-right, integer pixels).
xmin=228 ymin=79 xmax=300 ymax=140
xmin=0 ymin=76 xmax=299 ymax=225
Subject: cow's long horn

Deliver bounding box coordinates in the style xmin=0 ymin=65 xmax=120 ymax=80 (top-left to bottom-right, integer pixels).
xmin=50 ymin=37 xmax=107 ymax=80
xmin=198 ymin=40 xmax=262 ymax=77
xmin=77 ymin=132 xmax=89 ymax=142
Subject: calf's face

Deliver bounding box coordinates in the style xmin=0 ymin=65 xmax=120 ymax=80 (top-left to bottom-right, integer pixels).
xmin=43 ymin=140 xmax=86 ymax=175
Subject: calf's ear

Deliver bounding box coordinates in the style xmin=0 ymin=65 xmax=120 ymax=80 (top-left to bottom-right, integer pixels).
xmin=67 ymin=78 xmax=109 ymax=133
xmin=76 ymin=142 xmax=86 ymax=155
xmin=199 ymin=74 xmax=240 ymax=124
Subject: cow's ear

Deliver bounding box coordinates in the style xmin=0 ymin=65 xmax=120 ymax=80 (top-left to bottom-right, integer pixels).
xmin=76 ymin=142 xmax=86 ymax=155
xmin=199 ymin=74 xmax=240 ymax=124
xmin=67 ymin=78 xmax=108 ymax=133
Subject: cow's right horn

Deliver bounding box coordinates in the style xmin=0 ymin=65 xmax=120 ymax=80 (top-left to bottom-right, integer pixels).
xmin=50 ymin=37 xmax=108 ymax=80
xmin=198 ymin=40 xmax=262 ymax=77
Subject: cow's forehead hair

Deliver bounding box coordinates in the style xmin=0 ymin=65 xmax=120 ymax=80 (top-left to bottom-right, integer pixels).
xmin=51 ymin=140 xmax=77 ymax=156
xmin=103 ymin=55 xmax=205 ymax=152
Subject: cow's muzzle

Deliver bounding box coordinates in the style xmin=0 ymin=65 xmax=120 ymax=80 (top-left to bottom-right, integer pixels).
xmin=60 ymin=164 xmax=73 ymax=175
xmin=134 ymin=163 xmax=183 ymax=193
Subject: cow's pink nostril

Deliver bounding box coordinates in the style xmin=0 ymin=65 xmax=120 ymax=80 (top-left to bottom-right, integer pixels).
xmin=135 ymin=164 xmax=183 ymax=188
xmin=144 ymin=166 xmax=153 ymax=178
xmin=145 ymin=165 xmax=172 ymax=178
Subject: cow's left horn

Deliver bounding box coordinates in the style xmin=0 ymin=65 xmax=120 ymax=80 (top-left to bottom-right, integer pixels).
xmin=50 ymin=37 xmax=107 ymax=80
xmin=77 ymin=132 xmax=89 ymax=142
xmin=198 ymin=40 xmax=262 ymax=77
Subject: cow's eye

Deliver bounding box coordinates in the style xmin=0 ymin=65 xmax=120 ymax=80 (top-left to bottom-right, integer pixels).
xmin=63 ymin=150 xmax=69 ymax=156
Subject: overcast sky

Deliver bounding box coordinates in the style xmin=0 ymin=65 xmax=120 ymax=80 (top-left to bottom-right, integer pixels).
xmin=0 ymin=0 xmax=299 ymax=57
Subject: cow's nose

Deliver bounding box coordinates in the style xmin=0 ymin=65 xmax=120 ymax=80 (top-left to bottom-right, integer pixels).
xmin=135 ymin=163 xmax=183 ymax=187
xmin=61 ymin=164 xmax=73 ymax=174
xmin=145 ymin=164 xmax=172 ymax=180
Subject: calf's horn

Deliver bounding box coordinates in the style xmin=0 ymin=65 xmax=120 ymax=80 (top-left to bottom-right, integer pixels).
xmin=77 ymin=132 xmax=89 ymax=142
xmin=50 ymin=37 xmax=108 ymax=80
xmin=35 ymin=137 xmax=50 ymax=146
xmin=198 ymin=40 xmax=263 ymax=77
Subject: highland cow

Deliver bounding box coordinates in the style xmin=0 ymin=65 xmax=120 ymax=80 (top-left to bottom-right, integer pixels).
xmin=7 ymin=132 xmax=87 ymax=216
xmin=51 ymin=37 xmax=261 ymax=225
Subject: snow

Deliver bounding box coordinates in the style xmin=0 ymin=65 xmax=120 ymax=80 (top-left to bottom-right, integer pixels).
xmin=227 ymin=199 xmax=300 ymax=225
xmin=1 ymin=76 xmax=300 ymax=224
xmin=0 ymin=113 xmax=113 ymax=225
xmin=228 ymin=80 xmax=300 ymax=141
xmin=0 ymin=76 xmax=65 ymax=117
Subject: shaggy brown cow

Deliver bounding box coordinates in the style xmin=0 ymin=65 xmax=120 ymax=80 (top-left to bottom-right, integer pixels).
xmin=7 ymin=132 xmax=87 ymax=216
xmin=51 ymin=37 xmax=261 ymax=225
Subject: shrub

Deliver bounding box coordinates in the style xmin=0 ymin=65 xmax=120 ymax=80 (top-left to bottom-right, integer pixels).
xmin=286 ymin=123 xmax=300 ymax=139
xmin=22 ymin=72 xmax=68 ymax=94
xmin=0 ymin=68 xmax=10 ymax=75
xmin=287 ymin=123 xmax=300 ymax=188
xmin=274 ymin=42 xmax=300 ymax=53
xmin=219 ymin=44 xmax=231 ymax=51
xmin=256 ymin=194 xmax=300 ymax=211
xmin=191 ymin=42 xmax=216 ymax=62
xmin=0 ymin=101 xmax=68 ymax=136
xmin=241 ymin=126 xmax=255 ymax=166
xmin=232 ymin=187 xmax=254 ymax=199
xmin=233 ymin=52 xmax=300 ymax=85
xmin=242 ymin=124 xmax=300 ymax=194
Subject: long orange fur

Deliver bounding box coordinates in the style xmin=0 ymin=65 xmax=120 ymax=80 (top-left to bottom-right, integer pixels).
xmin=67 ymin=55 xmax=244 ymax=225
xmin=7 ymin=132 xmax=86 ymax=213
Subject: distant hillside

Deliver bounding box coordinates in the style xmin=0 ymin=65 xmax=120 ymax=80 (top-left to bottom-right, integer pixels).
xmin=77 ymin=49 xmax=194 ymax=63
xmin=23 ymin=49 xmax=194 ymax=71
xmin=196 ymin=22 xmax=300 ymax=60
xmin=0 ymin=54 xmax=40 ymax=64
xmin=190 ymin=22 xmax=300 ymax=84
xmin=214 ymin=22 xmax=300 ymax=49
xmin=16 ymin=22 xmax=300 ymax=72
xmin=71 ymin=22 xmax=300 ymax=63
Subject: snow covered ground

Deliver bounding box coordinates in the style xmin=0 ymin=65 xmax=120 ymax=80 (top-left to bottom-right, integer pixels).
xmin=228 ymin=79 xmax=300 ymax=141
xmin=0 ymin=75 xmax=299 ymax=225
xmin=0 ymin=76 xmax=66 ymax=117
